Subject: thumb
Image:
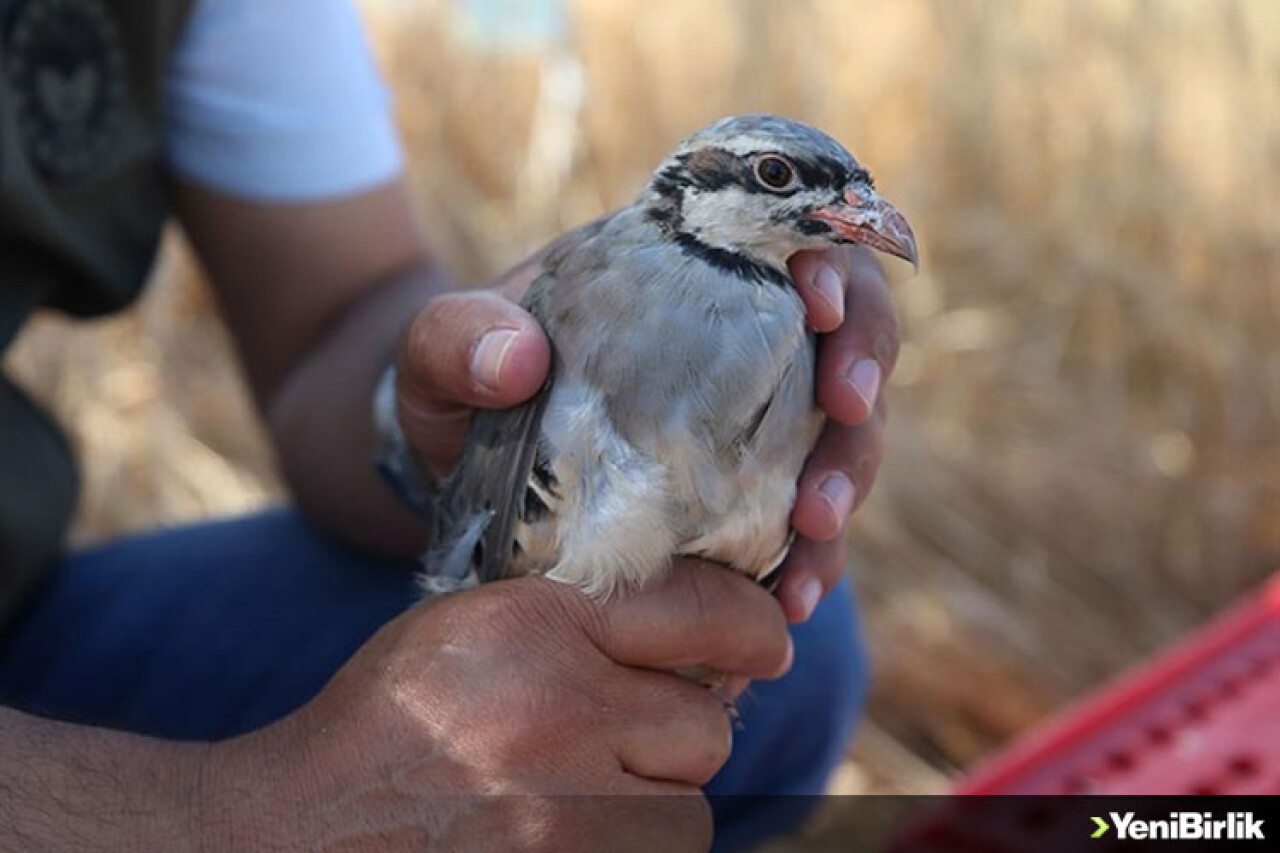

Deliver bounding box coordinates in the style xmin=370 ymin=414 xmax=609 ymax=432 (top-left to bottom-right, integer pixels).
xmin=396 ymin=291 xmax=551 ymax=475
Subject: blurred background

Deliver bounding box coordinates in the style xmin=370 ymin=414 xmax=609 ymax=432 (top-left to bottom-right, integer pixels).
xmin=6 ymin=0 xmax=1279 ymax=837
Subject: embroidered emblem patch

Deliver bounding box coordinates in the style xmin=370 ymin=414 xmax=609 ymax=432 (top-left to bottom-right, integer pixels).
xmin=4 ymin=0 xmax=127 ymax=181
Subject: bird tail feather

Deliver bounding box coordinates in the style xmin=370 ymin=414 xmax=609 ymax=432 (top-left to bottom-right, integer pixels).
xmin=418 ymin=507 xmax=493 ymax=597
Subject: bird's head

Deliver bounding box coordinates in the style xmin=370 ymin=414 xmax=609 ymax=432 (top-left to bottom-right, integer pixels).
xmin=643 ymin=114 xmax=918 ymax=276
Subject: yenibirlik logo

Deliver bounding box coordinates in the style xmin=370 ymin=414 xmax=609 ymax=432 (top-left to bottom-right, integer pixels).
xmin=1091 ymin=811 xmax=1265 ymax=841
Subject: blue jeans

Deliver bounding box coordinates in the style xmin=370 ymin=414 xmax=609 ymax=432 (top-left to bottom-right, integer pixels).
xmin=0 ymin=509 xmax=867 ymax=852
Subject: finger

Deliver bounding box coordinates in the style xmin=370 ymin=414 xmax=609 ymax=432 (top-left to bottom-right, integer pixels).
xmin=775 ymin=534 xmax=846 ymax=623
xmin=594 ymin=561 xmax=793 ymax=679
xmin=397 ymin=291 xmax=551 ymax=471
xmin=814 ymin=246 xmax=900 ymax=427
xmin=609 ymin=671 xmax=733 ymax=786
xmin=788 ymin=249 xmax=846 ymax=333
xmin=399 ymin=291 xmax=550 ymax=411
xmin=790 ymin=401 xmax=886 ymax=542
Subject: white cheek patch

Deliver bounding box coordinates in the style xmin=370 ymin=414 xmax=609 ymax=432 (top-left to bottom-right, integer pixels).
xmin=681 ymin=185 xmax=841 ymax=260
xmin=681 ymin=186 xmax=770 ymax=249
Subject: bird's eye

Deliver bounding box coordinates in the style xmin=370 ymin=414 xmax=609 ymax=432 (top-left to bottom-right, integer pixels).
xmin=754 ymin=155 xmax=798 ymax=192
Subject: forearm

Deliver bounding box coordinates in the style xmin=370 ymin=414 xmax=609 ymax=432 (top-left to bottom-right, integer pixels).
xmin=0 ymin=708 xmax=206 ymax=851
xmin=266 ymin=262 xmax=451 ymax=556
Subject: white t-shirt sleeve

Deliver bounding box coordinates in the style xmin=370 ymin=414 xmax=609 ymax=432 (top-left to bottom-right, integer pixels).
xmin=163 ymin=0 xmax=404 ymax=202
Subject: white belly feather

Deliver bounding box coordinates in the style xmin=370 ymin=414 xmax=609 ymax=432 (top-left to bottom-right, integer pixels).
xmin=514 ymin=286 xmax=823 ymax=600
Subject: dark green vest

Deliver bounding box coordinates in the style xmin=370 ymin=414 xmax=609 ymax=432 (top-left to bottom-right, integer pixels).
xmin=0 ymin=0 xmax=195 ymax=625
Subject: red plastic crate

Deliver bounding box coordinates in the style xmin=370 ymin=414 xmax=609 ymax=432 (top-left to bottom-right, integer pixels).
xmin=956 ymin=573 xmax=1280 ymax=796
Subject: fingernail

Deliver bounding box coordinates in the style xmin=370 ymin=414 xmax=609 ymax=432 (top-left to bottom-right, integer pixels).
xmin=472 ymin=329 xmax=519 ymax=391
xmin=812 ymin=264 xmax=845 ymax=323
xmin=847 ymin=358 xmax=881 ymax=412
xmin=817 ymin=473 xmax=856 ymax=527
xmin=796 ymin=577 xmax=822 ymax=623
xmin=780 ymin=635 xmax=796 ymax=675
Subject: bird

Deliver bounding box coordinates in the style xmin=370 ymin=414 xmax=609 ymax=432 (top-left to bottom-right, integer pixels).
xmin=423 ymin=114 xmax=917 ymax=601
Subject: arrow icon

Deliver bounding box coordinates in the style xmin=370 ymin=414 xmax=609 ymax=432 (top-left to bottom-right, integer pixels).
xmin=1091 ymin=816 xmax=1110 ymax=838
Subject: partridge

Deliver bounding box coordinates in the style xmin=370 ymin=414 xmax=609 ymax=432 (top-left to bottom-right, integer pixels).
xmin=424 ymin=114 xmax=917 ymax=600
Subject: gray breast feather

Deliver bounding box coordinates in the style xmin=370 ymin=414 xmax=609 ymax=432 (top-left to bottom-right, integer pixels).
xmin=423 ymin=209 xmax=824 ymax=599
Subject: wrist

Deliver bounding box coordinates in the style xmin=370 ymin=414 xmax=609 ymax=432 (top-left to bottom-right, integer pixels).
xmin=199 ymin=693 xmax=463 ymax=851
xmin=0 ymin=708 xmax=210 ymax=851
xmin=195 ymin=712 xmax=318 ymax=851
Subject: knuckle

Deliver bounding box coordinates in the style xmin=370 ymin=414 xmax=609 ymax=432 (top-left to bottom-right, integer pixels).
xmin=873 ymin=315 xmax=902 ymax=373
xmin=809 ymin=540 xmax=845 ymax=590
xmin=864 ymin=414 xmax=886 ymax=464
xmin=862 ymin=409 xmax=888 ymax=472
xmin=851 ymin=462 xmax=880 ymax=513
xmin=474 ymin=674 xmax=603 ymax=764
xmin=400 ymin=306 xmax=432 ymax=376
xmin=875 ymin=393 xmax=890 ymax=425
xmin=851 ymin=443 xmax=879 ymax=487
xmin=403 ymin=295 xmax=467 ymax=381
xmin=832 ymin=405 xmax=886 ymax=485
xmin=412 ymin=293 xmax=463 ymax=344
xmin=817 ymin=424 xmax=864 ymax=476
xmin=824 ymin=419 xmax=858 ymax=456
xmin=488 ymin=686 xmax=588 ymax=766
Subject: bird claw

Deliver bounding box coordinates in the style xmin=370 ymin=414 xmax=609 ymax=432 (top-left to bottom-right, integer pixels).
xmin=708 ymin=684 xmax=745 ymax=730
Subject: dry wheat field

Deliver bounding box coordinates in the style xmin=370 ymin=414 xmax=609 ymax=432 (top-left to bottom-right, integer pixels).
xmin=6 ymin=0 xmax=1279 ymax=840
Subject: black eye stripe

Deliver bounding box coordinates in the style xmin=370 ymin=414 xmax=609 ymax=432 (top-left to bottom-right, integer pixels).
xmin=676 ymin=149 xmax=753 ymax=192
xmin=795 ymin=217 xmax=833 ymax=236
xmin=654 ymin=147 xmax=865 ymax=202
xmin=741 ymin=150 xmax=853 ymax=192
xmin=803 ymin=155 xmax=856 ymax=189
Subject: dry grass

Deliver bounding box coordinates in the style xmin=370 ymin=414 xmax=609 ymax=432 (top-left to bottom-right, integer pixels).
xmin=6 ymin=0 xmax=1279 ymax=829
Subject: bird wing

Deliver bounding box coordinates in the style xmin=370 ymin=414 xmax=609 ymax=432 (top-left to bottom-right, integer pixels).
xmin=423 ymin=217 xmax=612 ymax=587
xmin=424 ymin=369 xmax=552 ymax=586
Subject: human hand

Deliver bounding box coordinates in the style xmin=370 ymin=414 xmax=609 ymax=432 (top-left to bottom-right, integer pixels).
xmin=779 ymin=246 xmax=900 ymax=623
xmin=202 ymin=561 xmax=792 ymax=852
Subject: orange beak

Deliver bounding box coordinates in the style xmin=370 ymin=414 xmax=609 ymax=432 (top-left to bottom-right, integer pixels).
xmin=810 ymin=187 xmax=919 ymax=270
